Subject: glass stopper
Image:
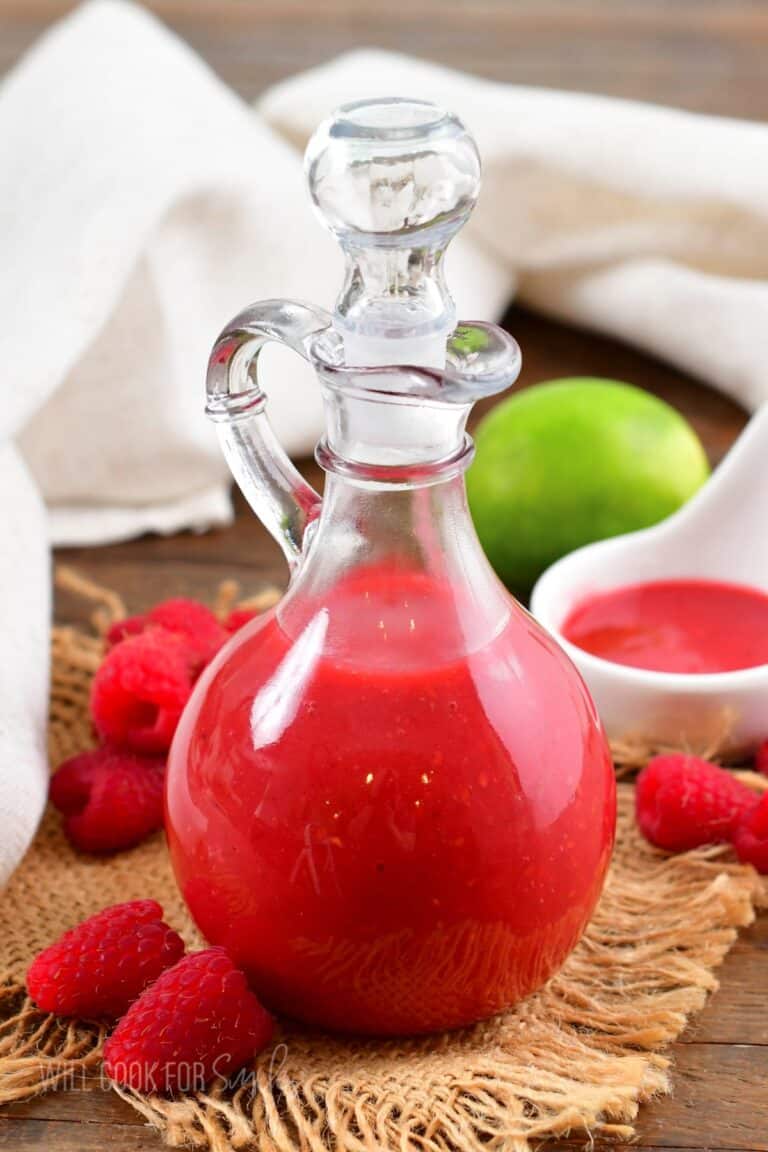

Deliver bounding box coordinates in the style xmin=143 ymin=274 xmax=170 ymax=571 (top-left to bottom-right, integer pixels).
xmin=305 ymin=98 xmax=481 ymax=368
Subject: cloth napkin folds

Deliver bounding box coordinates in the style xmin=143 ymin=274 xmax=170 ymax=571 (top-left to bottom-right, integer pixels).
xmin=1 ymin=0 xmax=767 ymax=884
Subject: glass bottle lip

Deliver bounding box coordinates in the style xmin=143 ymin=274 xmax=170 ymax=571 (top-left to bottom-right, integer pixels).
xmin=315 ymin=434 xmax=475 ymax=489
xmin=309 ymin=322 xmax=521 ymax=406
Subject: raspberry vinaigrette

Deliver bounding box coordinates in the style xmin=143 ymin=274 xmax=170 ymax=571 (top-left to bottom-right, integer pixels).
xmin=167 ymin=562 xmax=615 ymax=1035
xmin=170 ymin=97 xmax=616 ymax=1036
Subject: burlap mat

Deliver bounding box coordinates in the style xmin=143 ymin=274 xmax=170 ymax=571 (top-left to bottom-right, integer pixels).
xmin=0 ymin=571 xmax=766 ymax=1152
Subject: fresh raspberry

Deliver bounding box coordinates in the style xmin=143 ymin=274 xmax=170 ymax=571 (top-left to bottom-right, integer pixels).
xmin=732 ymin=793 xmax=768 ymax=873
xmin=756 ymin=740 xmax=768 ymax=777
xmin=145 ymin=599 xmax=228 ymax=666
xmin=50 ymin=746 xmax=165 ymax=854
xmin=106 ymin=600 xmax=227 ymax=668
xmin=26 ymin=900 xmax=183 ymax=1018
xmin=91 ymin=630 xmax=195 ymax=754
xmin=103 ymin=948 xmax=274 ymax=1094
xmin=635 ymin=754 xmax=756 ymax=851
xmin=223 ymin=607 xmax=258 ymax=633
xmin=106 ymin=614 xmax=147 ymax=648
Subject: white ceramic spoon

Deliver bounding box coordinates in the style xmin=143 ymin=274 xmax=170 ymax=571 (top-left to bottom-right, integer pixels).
xmin=530 ymin=404 xmax=768 ymax=757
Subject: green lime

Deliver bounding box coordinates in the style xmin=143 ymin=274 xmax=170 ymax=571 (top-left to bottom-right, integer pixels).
xmin=466 ymin=378 xmax=710 ymax=594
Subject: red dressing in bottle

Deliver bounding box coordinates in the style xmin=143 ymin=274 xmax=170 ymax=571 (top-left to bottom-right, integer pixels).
xmin=169 ymin=563 xmax=614 ymax=1034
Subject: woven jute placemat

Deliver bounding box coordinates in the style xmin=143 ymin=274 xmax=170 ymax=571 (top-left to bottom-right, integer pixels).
xmin=0 ymin=572 xmax=766 ymax=1152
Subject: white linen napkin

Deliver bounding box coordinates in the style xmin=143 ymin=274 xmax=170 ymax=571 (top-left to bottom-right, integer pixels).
xmin=1 ymin=0 xmax=767 ymax=884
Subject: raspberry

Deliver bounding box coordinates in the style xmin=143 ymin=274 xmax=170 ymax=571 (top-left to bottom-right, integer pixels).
xmin=756 ymin=740 xmax=768 ymax=777
xmin=26 ymin=900 xmax=183 ymax=1018
xmin=107 ymin=600 xmax=227 ymax=669
xmin=223 ymin=607 xmax=258 ymax=633
xmin=91 ymin=630 xmax=195 ymax=754
xmin=145 ymin=599 xmax=228 ymax=666
xmin=103 ymin=948 xmax=274 ymax=1094
xmin=635 ymin=754 xmax=755 ymax=851
xmin=732 ymin=793 xmax=768 ymax=873
xmin=106 ymin=614 xmax=147 ymax=648
xmin=50 ymin=746 xmax=165 ymax=853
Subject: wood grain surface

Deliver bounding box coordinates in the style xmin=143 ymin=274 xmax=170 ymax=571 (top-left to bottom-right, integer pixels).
xmin=1 ymin=3 xmax=765 ymax=1150
xmin=2 ymin=0 xmax=768 ymax=119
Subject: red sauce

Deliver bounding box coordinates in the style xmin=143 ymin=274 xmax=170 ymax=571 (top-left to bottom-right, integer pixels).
xmin=166 ymin=564 xmax=614 ymax=1035
xmin=563 ymin=578 xmax=768 ymax=674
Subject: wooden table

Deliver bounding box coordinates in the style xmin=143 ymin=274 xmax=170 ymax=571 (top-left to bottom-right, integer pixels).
xmin=1 ymin=3 xmax=766 ymax=1150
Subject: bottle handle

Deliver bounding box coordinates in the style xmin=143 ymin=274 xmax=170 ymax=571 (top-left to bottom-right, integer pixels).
xmin=206 ymin=299 xmax=332 ymax=575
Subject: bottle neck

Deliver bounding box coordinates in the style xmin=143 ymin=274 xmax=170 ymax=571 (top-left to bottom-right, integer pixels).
xmin=280 ymin=467 xmax=512 ymax=656
xmin=317 ymin=383 xmax=474 ymax=478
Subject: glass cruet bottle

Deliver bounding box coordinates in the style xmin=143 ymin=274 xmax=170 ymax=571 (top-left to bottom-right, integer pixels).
xmin=166 ymin=98 xmax=616 ymax=1036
